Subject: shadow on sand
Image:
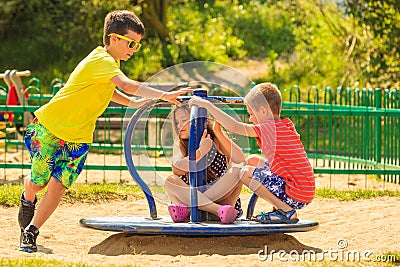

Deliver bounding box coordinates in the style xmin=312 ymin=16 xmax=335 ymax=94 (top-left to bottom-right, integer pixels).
xmin=36 ymin=245 xmax=53 ymax=254
xmin=89 ymin=233 xmax=321 ymax=256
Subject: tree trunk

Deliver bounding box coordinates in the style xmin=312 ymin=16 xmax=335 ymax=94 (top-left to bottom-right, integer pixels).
xmin=139 ymin=0 xmax=169 ymax=41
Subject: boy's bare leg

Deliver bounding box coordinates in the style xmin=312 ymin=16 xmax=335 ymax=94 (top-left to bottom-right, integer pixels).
xmin=19 ymin=177 xmax=65 ymax=252
xmin=23 ymin=178 xmax=45 ymax=203
xmin=30 ymin=177 xmax=66 ymax=229
xmin=239 ymin=166 xmax=296 ymax=217
xmin=165 ymin=175 xmax=222 ymax=215
xmin=19 ymin=179 xmax=44 ymax=231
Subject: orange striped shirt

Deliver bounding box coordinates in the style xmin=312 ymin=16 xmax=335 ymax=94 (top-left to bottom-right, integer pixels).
xmin=253 ymin=118 xmax=315 ymax=203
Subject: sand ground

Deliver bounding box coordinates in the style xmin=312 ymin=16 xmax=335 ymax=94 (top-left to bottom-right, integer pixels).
xmin=1 ymin=191 xmax=399 ymax=266
xmin=1 ymin=149 xmax=400 ymax=266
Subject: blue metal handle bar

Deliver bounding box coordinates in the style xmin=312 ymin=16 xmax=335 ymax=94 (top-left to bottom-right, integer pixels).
xmin=124 ymin=100 xmax=158 ymax=219
xmin=178 ymin=95 xmax=244 ymax=104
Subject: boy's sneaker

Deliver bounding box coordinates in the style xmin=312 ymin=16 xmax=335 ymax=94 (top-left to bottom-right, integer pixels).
xmin=18 ymin=192 xmax=37 ymax=230
xmin=20 ymin=225 xmax=39 ymax=253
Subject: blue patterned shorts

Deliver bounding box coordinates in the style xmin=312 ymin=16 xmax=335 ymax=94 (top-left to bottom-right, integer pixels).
xmin=24 ymin=119 xmax=89 ymax=188
xmin=252 ymin=161 xmax=306 ymax=210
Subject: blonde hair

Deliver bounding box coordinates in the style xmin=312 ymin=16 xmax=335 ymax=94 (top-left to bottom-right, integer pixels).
xmin=244 ymin=82 xmax=282 ymax=115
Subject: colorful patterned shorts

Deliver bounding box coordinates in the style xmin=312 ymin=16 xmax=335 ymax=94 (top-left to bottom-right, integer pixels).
xmin=252 ymin=161 xmax=306 ymax=210
xmin=24 ymin=119 xmax=89 ymax=188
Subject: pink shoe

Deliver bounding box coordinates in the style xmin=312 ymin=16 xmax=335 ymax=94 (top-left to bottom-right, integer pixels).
xmin=168 ymin=204 xmax=189 ymax=223
xmin=218 ymin=205 xmax=238 ymax=224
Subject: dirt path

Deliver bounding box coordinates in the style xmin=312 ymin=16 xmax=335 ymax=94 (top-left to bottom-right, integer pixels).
xmin=1 ymin=194 xmax=399 ymax=266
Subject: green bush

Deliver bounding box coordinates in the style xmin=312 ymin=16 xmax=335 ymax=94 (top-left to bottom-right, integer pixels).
xmin=0 ymin=0 xmax=398 ymax=91
xmin=167 ymin=1 xmax=247 ymax=63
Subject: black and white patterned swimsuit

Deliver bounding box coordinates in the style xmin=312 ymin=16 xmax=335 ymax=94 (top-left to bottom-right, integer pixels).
xmin=180 ymin=148 xmax=227 ymax=185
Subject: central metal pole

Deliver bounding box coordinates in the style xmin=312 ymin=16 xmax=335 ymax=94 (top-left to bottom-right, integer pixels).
xmin=189 ymin=89 xmax=208 ymax=222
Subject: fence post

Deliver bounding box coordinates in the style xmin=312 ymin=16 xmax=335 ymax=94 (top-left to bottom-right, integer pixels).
xmin=374 ymin=88 xmax=382 ymax=165
xmin=249 ymin=138 xmax=258 ymax=154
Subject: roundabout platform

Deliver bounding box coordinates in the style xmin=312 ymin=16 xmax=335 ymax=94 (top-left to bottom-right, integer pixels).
xmin=80 ymin=216 xmax=319 ymax=236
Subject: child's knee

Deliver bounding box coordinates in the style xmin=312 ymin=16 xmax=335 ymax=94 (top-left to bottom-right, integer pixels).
xmin=166 ymin=174 xmax=179 ymax=182
xmin=47 ymin=178 xmax=67 ymax=195
xmin=225 ymin=167 xmax=243 ymax=187
xmin=165 ymin=175 xmax=180 ymax=188
xmin=239 ymin=165 xmax=255 ymax=180
xmin=165 ymin=175 xmax=173 ymax=187
xmin=229 ymin=167 xmax=241 ymax=179
xmin=245 ymin=155 xmax=264 ymax=167
xmin=24 ymin=178 xmax=45 ymax=192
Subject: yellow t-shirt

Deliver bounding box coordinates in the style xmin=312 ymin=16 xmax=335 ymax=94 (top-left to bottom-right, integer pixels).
xmin=35 ymin=46 xmax=123 ymax=143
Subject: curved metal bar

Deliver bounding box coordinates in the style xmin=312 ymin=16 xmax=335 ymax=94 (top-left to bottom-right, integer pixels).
xmin=124 ymin=100 xmax=158 ymax=219
xmin=246 ymin=193 xmax=259 ymax=219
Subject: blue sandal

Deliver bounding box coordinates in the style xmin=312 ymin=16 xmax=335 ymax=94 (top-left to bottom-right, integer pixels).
xmin=254 ymin=208 xmax=299 ymax=224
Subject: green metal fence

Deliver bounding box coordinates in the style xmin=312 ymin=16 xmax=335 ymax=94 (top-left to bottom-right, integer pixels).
xmin=0 ymin=80 xmax=399 ymax=186
xmin=281 ymin=86 xmax=399 ymax=184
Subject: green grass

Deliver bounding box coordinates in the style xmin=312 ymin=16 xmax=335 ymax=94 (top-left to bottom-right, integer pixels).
xmin=242 ymin=186 xmax=400 ymax=201
xmin=1 ymin=255 xmax=399 ymax=267
xmin=0 ymin=258 xmax=141 ymax=267
xmin=315 ymin=188 xmax=400 ymax=201
xmin=1 ymin=183 xmax=400 ymax=207
xmin=62 ymin=183 xmax=149 ymax=203
xmin=0 ymin=184 xmax=24 ymax=207
xmin=0 ymin=183 xmax=147 ymax=207
xmin=381 ymin=251 xmax=400 ymax=264
xmin=306 ymin=251 xmax=400 ymax=266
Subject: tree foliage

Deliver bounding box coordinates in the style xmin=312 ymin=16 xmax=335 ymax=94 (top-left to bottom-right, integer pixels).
xmin=344 ymin=0 xmax=399 ymax=88
xmin=0 ymin=0 xmax=398 ymax=90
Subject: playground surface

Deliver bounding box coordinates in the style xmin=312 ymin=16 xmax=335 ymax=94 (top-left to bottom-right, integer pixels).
xmin=1 ymin=149 xmax=400 ymax=265
xmin=2 ymin=149 xmax=400 ymax=191
xmin=1 ymin=192 xmax=399 ymax=266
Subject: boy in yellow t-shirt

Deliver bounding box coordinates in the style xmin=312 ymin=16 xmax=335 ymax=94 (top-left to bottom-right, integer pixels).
xmin=18 ymin=10 xmax=191 ymax=253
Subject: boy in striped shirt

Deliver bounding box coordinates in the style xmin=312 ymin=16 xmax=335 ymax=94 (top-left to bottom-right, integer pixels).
xmin=189 ymin=83 xmax=315 ymax=223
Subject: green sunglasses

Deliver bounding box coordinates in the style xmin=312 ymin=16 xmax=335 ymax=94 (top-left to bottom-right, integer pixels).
xmin=108 ymin=33 xmax=142 ymax=51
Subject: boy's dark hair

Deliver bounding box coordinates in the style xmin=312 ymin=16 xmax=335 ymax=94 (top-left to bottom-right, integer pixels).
xmin=245 ymin=82 xmax=282 ymax=115
xmin=103 ymin=10 xmax=145 ymax=46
